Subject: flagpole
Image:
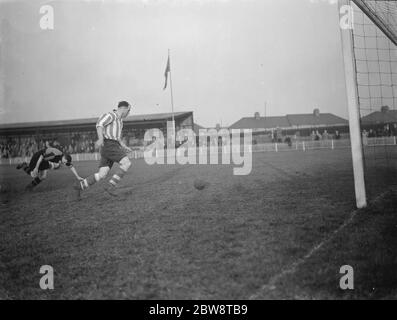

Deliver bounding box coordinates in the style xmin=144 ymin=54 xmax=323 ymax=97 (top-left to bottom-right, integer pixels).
xmin=264 ymin=101 xmax=267 ymax=135
xmin=168 ymin=49 xmax=175 ymax=131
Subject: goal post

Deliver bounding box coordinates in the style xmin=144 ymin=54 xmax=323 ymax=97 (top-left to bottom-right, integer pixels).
xmin=338 ymin=0 xmax=397 ymax=209
xmin=339 ymin=0 xmax=367 ymax=208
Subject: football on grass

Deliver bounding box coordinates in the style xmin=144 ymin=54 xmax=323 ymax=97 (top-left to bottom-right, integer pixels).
xmin=193 ymin=179 xmax=206 ymax=190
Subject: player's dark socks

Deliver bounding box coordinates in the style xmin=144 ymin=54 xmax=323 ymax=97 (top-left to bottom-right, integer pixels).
xmin=16 ymin=162 xmax=27 ymax=170
xmin=25 ymin=177 xmax=41 ymax=190
xmin=32 ymin=177 xmax=42 ymax=186
xmin=108 ymin=168 xmax=127 ymax=187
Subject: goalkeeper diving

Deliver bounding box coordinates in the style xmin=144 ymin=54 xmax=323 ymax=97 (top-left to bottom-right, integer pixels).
xmin=16 ymin=146 xmax=83 ymax=191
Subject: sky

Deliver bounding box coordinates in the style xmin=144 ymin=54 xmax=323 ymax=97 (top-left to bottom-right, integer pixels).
xmin=0 ymin=0 xmax=350 ymax=127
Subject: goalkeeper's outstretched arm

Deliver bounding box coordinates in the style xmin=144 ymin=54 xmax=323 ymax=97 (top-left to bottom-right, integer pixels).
xmin=69 ymin=165 xmax=84 ymax=181
xmin=48 ymin=159 xmax=83 ymax=181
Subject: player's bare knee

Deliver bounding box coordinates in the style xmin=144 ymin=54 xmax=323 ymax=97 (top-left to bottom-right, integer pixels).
xmin=51 ymin=162 xmax=60 ymax=170
xmin=96 ymin=172 xmax=106 ymax=180
xmin=39 ymin=171 xmax=47 ymax=180
xmin=120 ymin=157 xmax=131 ymax=171
xmin=97 ymin=167 xmax=110 ymax=180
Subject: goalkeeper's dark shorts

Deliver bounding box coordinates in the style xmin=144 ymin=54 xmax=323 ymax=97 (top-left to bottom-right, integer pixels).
xmin=28 ymin=152 xmax=51 ymax=173
xmin=99 ymin=139 xmax=127 ymax=169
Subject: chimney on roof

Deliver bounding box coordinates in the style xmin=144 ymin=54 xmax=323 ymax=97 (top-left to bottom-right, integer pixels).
xmin=313 ymin=108 xmax=320 ymax=117
xmin=381 ymin=105 xmax=389 ymax=113
xmin=254 ymin=112 xmax=260 ymax=119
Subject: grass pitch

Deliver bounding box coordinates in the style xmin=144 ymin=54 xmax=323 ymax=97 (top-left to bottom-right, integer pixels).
xmin=0 ymin=147 xmax=396 ymax=299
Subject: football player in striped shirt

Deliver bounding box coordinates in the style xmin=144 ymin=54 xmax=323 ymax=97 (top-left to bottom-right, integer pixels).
xmin=74 ymin=101 xmax=132 ymax=198
xmin=16 ymin=147 xmax=83 ymax=190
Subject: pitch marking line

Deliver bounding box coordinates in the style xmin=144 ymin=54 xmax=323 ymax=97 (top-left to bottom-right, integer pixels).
xmin=248 ymin=208 xmax=359 ymax=299
xmin=249 ymin=188 xmax=396 ymax=299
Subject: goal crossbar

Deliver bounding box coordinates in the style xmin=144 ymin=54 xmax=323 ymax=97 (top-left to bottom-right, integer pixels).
xmin=352 ymin=0 xmax=397 ymax=46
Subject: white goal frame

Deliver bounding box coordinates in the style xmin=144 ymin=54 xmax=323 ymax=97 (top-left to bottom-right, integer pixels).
xmin=338 ymin=0 xmax=367 ymax=208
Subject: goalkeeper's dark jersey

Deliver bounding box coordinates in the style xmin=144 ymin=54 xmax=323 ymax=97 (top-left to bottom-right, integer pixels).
xmin=40 ymin=147 xmax=64 ymax=163
xmin=25 ymin=147 xmax=64 ymax=173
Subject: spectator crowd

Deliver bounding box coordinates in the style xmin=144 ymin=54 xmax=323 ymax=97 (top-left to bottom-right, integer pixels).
xmin=0 ymin=132 xmax=97 ymax=159
xmin=0 ymin=131 xmax=143 ymax=159
xmin=362 ymin=124 xmax=397 ymax=139
xmin=1 ymin=123 xmax=396 ymax=159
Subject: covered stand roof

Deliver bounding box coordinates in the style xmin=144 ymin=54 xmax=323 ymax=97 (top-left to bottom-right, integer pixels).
xmin=229 ymin=109 xmax=348 ymax=130
xmin=0 ymin=111 xmax=193 ymax=134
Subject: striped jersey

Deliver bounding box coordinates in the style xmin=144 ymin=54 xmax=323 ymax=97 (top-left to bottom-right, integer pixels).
xmin=96 ymin=110 xmax=123 ymax=141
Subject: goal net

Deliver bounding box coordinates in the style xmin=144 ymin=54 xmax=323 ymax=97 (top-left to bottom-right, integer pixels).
xmin=352 ymin=0 xmax=397 ymax=115
xmin=339 ymin=0 xmax=397 ymax=207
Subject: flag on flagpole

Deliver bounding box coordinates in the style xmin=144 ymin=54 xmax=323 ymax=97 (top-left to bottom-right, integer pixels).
xmin=163 ymin=54 xmax=170 ymax=90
